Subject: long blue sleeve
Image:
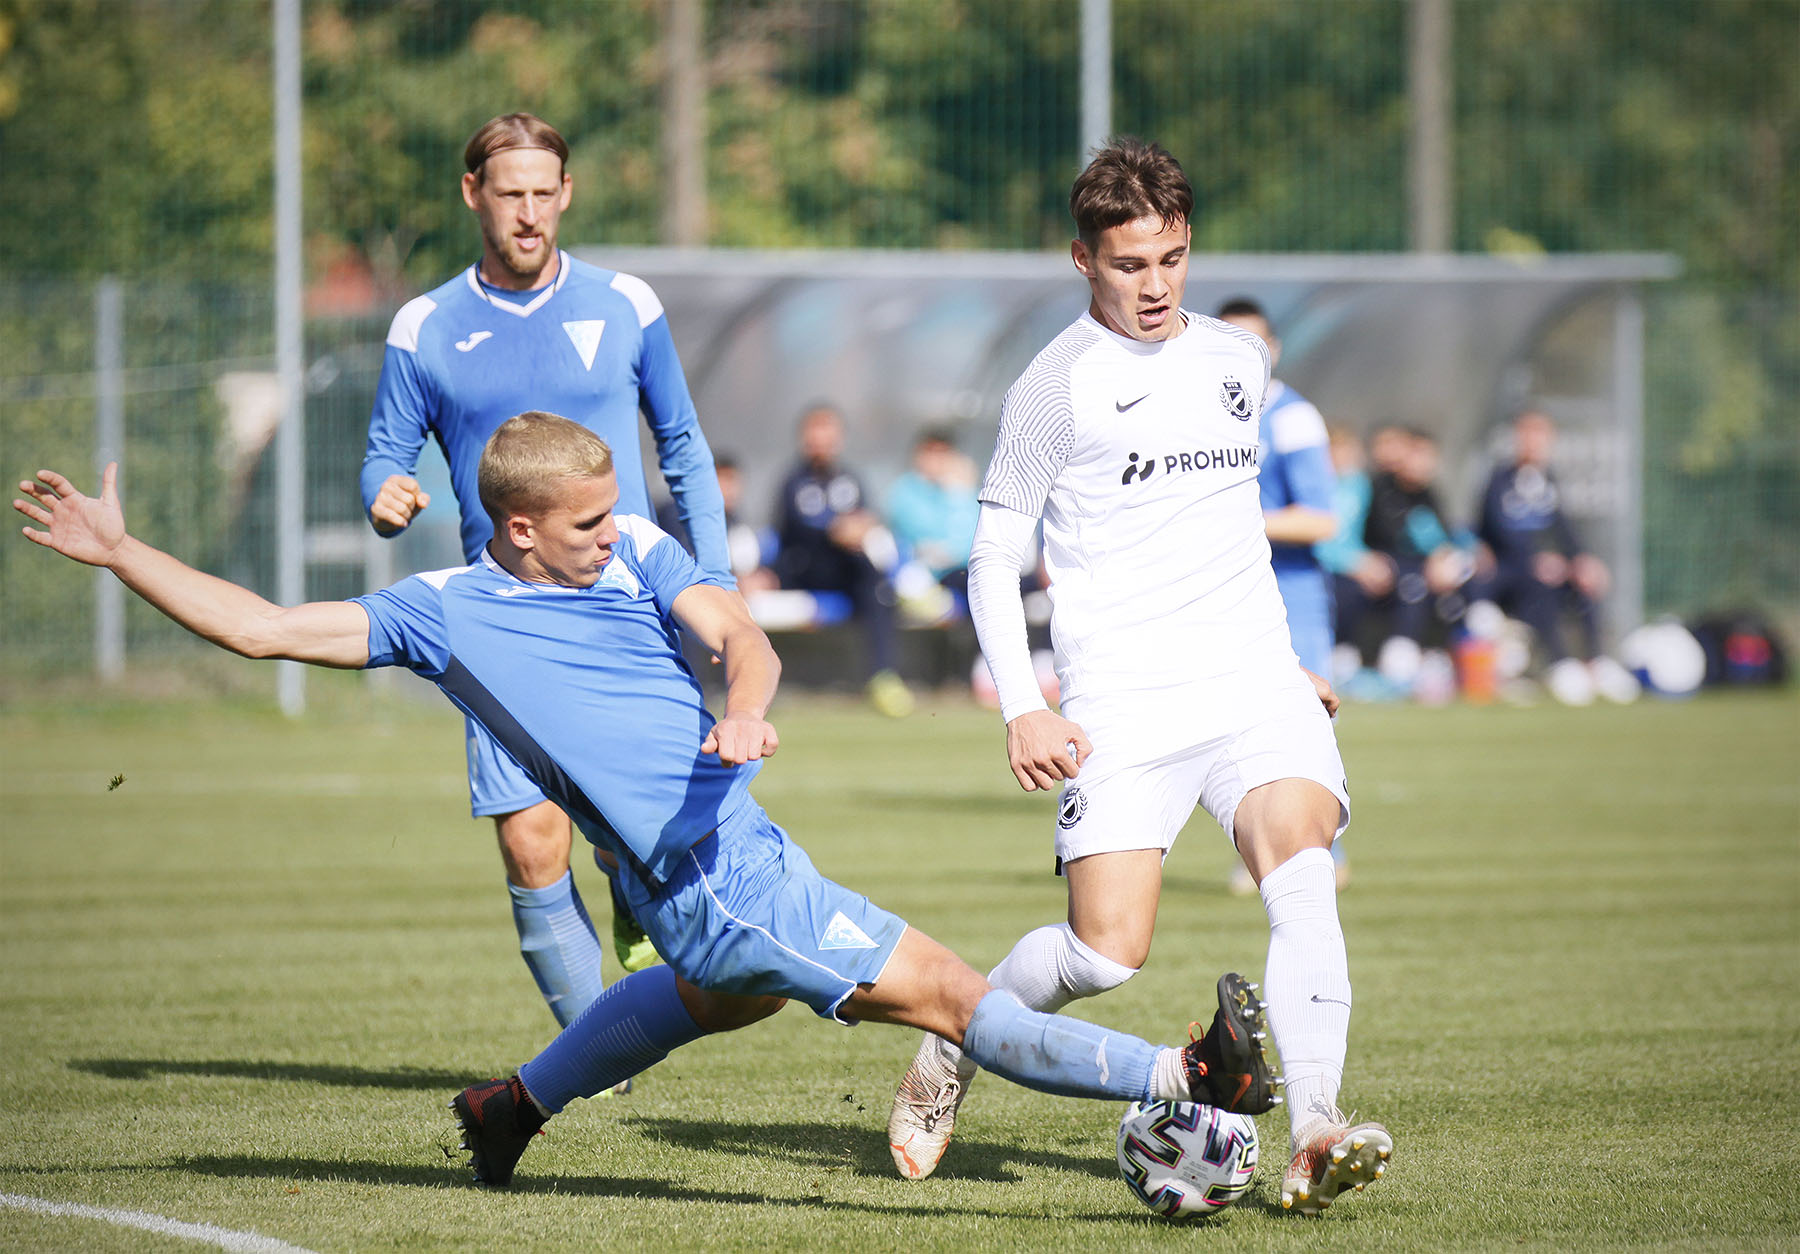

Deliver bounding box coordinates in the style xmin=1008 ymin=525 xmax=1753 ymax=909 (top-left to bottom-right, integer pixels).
xmin=638 ymin=316 xmax=732 ymax=585
xmin=360 ymin=343 xmax=435 ymax=524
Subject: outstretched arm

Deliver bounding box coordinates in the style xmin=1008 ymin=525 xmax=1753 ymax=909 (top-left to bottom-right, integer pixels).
xmin=671 ymin=582 xmax=781 ymax=766
xmin=16 ymin=465 xmax=371 ymax=669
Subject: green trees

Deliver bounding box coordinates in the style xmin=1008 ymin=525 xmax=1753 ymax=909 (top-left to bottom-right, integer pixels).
xmin=1 ymin=0 xmax=1790 ymax=288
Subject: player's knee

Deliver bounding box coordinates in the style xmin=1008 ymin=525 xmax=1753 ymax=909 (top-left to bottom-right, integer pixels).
xmin=495 ymin=803 xmax=574 ymax=887
xmin=1060 ymin=921 xmax=1145 ymax=989
xmin=681 ymin=983 xmax=786 ymax=1033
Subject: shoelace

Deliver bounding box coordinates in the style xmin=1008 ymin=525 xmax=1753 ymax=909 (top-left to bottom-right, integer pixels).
xmin=902 ymin=1076 xmax=962 ymax=1128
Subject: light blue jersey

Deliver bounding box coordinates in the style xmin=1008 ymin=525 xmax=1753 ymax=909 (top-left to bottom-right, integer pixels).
xmin=354 ymin=517 xmax=748 ymax=885
xmin=362 ymin=252 xmax=731 ymax=581
xmin=1257 ymin=380 xmax=1336 ymax=673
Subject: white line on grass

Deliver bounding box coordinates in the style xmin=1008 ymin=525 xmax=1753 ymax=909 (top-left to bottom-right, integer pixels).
xmin=0 ymin=1193 xmax=316 ymax=1253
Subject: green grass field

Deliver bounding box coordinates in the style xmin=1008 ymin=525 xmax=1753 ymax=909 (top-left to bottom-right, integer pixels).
xmin=2 ymin=686 xmax=1796 ymax=1251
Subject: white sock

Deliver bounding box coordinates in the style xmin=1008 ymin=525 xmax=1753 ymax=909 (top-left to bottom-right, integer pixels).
xmin=941 ymin=923 xmax=1137 ymax=1076
xmin=1260 ymin=847 xmax=1350 ymax=1146
xmin=1150 ymin=1047 xmax=1190 ymax=1102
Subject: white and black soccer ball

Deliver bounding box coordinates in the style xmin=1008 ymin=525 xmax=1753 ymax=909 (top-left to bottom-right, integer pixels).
xmin=1117 ymin=1099 xmax=1259 ymax=1220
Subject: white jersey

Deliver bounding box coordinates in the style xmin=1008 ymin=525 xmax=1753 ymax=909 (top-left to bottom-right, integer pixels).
xmin=980 ymin=309 xmax=1297 ymax=712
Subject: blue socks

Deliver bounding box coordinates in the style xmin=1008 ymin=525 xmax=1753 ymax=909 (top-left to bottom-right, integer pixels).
xmin=509 ymin=871 xmax=605 ymax=1028
xmin=962 ymin=988 xmax=1159 ymax=1101
xmin=519 ymin=964 xmax=706 ymax=1113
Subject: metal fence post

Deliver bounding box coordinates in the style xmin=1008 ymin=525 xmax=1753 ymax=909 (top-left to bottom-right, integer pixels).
xmin=1080 ymin=0 xmax=1111 ymax=163
xmin=274 ymin=0 xmax=306 ymax=716
xmin=94 ymin=277 xmax=125 ymax=683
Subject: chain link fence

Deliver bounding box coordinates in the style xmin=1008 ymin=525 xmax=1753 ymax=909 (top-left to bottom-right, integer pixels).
xmin=1 ymin=0 xmax=1793 ymax=683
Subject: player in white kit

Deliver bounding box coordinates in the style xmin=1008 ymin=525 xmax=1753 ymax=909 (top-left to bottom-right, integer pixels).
xmin=886 ymin=139 xmax=1391 ymax=1214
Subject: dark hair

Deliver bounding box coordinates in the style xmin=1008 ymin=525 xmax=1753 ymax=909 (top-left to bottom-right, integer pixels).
xmin=1214 ymin=296 xmax=1269 ymax=323
xmin=713 ymin=453 xmax=740 ymax=473
xmin=464 ymin=113 xmax=569 ymax=182
xmin=1069 ymin=138 xmax=1193 ymax=249
xmin=914 ymin=426 xmax=957 ymax=449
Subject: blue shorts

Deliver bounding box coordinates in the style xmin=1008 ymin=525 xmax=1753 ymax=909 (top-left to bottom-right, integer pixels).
xmin=465 ymin=716 xmax=548 ymax=818
xmin=613 ymin=801 xmax=906 ymax=1023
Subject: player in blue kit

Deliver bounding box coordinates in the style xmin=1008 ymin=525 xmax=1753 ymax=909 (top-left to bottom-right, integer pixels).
xmin=15 ymin=412 xmax=1280 ymax=1193
xmin=1214 ymin=298 xmax=1347 ymax=892
xmin=362 ymin=114 xmax=732 ymax=1028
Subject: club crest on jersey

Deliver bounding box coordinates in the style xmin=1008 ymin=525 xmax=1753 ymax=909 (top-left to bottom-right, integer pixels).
xmin=593 ymin=557 xmax=640 ymax=597
xmin=1220 ymin=377 xmax=1253 ymax=420
xmin=1058 ymin=786 xmax=1088 ymax=830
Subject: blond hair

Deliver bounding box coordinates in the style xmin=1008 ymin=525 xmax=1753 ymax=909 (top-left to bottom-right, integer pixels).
xmin=478 ymin=412 xmax=613 ymax=526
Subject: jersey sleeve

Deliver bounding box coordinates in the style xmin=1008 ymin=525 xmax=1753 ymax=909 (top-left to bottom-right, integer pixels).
xmin=1270 ymin=400 xmax=1336 ymax=513
xmin=980 ymin=370 xmax=1075 ymax=517
xmin=353 ymin=573 xmax=454 ymax=676
xmin=361 ymin=299 xmax=440 ymax=521
xmin=616 ymin=274 xmax=734 ymax=587
xmin=617 ymin=515 xmax=723 ymax=617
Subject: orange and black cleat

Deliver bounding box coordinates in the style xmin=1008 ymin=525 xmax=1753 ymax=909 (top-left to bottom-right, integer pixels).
xmin=1180 ymin=972 xmax=1282 ymax=1114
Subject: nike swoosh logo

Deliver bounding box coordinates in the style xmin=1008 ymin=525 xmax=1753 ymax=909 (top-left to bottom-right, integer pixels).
xmin=455 ymin=331 xmax=493 ymax=352
xmin=1310 ymin=994 xmax=1352 ymax=1008
xmin=493 ymin=585 xmax=533 ymax=597
xmin=1115 ymin=393 xmax=1151 ymax=412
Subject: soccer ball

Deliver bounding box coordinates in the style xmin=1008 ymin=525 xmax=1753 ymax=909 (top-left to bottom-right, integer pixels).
xmin=1116 ymin=1099 xmax=1259 ymax=1220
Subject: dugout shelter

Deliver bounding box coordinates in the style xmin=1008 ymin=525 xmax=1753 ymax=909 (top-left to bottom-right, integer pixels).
xmin=573 ymin=246 xmax=1678 ymax=637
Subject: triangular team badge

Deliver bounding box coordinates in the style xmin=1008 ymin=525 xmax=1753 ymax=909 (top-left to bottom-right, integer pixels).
xmin=563 ymin=319 xmax=606 ymax=370
xmin=819 ymin=910 xmax=878 ymax=950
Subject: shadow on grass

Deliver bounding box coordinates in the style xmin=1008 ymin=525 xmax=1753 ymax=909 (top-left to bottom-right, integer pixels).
xmin=174 ymin=1151 xmax=1134 ymax=1222
xmin=623 ymin=1115 xmax=1114 ymax=1184
xmin=71 ymin=1058 xmax=470 ymax=1089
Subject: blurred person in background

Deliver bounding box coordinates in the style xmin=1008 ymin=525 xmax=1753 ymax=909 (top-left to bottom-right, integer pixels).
xmin=1314 ymin=425 xmax=1394 ymax=689
xmin=1213 ymin=297 xmax=1346 ymax=892
xmin=1361 ymin=428 xmax=1474 ymax=696
xmin=1472 ymin=410 xmax=1637 ymax=705
xmin=887 ymin=426 xmax=981 ymax=621
xmin=771 ymin=404 xmax=914 ymax=717
xmin=358 ymin=112 xmax=733 ymax=1032
xmin=660 ymin=453 xmax=776 ymax=594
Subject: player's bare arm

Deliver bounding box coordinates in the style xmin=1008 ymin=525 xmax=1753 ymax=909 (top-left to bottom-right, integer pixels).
xmin=672 ymin=581 xmax=781 ymax=765
xmin=1005 ymin=709 xmax=1091 ymax=793
xmin=1264 ymin=504 xmax=1337 ymax=545
xmin=368 ymin=473 xmax=431 ymax=535
xmin=16 ymin=465 xmax=372 ymax=669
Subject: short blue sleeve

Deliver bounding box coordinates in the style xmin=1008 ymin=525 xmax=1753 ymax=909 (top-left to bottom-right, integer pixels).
xmin=1283 ymin=442 xmax=1337 ymax=514
xmin=616 ymin=516 xmax=725 ymax=617
xmin=353 ymin=572 xmax=455 ymax=676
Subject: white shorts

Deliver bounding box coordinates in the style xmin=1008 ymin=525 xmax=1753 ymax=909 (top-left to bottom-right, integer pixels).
xmin=1052 ymin=677 xmax=1350 ymax=868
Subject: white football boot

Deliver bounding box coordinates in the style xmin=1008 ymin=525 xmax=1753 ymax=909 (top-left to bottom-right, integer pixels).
xmin=1281 ymin=1107 xmax=1394 ymax=1215
xmin=887 ymin=1033 xmax=978 ymax=1179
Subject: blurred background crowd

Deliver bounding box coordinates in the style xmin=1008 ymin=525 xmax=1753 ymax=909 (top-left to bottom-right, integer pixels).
xmin=1 ymin=0 xmax=1792 ymax=710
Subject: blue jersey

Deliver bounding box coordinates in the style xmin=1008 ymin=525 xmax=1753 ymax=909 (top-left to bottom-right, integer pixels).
xmin=362 ymin=252 xmax=731 ymax=582
xmin=1256 ymin=380 xmax=1336 ymax=578
xmin=353 ymin=517 xmax=753 ymax=885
